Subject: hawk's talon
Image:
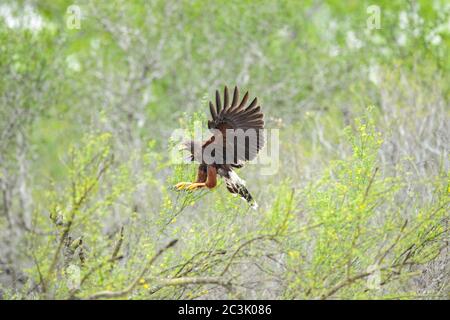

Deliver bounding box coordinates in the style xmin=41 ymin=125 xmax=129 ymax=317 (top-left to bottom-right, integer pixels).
xmin=174 ymin=182 xmax=192 ymax=190
xmin=186 ymin=182 xmax=206 ymax=191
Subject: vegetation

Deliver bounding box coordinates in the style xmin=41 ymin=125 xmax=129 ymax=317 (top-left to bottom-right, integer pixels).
xmin=0 ymin=0 xmax=448 ymax=299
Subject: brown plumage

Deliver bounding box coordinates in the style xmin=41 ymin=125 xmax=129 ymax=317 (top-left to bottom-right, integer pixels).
xmin=174 ymin=86 xmax=265 ymax=208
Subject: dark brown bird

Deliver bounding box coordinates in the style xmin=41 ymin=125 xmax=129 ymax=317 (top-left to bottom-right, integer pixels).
xmin=174 ymin=86 xmax=265 ymax=208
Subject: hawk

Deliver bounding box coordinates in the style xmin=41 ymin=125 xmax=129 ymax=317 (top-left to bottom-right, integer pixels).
xmin=174 ymin=86 xmax=265 ymax=209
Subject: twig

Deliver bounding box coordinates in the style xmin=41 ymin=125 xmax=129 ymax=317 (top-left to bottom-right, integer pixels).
xmin=86 ymin=239 xmax=178 ymax=300
xmin=111 ymin=226 xmax=124 ymax=263
xmin=151 ymin=276 xmax=232 ymax=292
xmin=220 ymin=235 xmax=274 ymax=276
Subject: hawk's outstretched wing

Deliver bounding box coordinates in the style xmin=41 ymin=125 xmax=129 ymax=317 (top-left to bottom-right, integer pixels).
xmin=207 ymin=86 xmax=265 ymax=165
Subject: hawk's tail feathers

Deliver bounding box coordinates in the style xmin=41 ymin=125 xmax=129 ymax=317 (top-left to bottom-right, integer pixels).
xmin=224 ymin=170 xmax=258 ymax=210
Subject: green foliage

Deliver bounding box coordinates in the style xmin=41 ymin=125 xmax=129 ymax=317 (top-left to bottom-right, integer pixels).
xmin=282 ymin=111 xmax=448 ymax=299
xmin=10 ymin=111 xmax=445 ymax=299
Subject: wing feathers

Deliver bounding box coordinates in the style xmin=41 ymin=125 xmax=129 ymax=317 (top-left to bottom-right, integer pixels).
xmin=241 ymin=105 xmax=261 ymax=117
xmin=208 ymin=86 xmax=265 ymax=163
xmin=246 ymin=97 xmax=258 ymax=111
xmin=230 ymin=86 xmax=239 ymax=109
xmin=215 ymin=90 xmax=222 ymax=114
xmin=231 ymin=91 xmax=248 ymax=114
xmin=223 ymin=86 xmax=229 ymax=111
xmin=209 ymin=101 xmax=217 ymax=120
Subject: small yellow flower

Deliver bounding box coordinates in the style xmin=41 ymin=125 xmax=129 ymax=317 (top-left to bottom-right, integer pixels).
xmin=288 ymin=250 xmax=300 ymax=259
xmin=143 ymin=283 xmax=149 ymax=289
xmin=139 ymin=278 xmax=146 ymax=285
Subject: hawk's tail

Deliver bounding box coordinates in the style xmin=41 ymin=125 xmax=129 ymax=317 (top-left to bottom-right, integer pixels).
xmin=224 ymin=170 xmax=258 ymax=209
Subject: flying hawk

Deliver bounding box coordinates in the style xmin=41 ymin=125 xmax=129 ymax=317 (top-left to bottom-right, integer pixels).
xmin=174 ymin=86 xmax=265 ymax=209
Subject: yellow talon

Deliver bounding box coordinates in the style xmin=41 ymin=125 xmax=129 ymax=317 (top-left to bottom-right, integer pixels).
xmin=186 ymin=183 xmax=205 ymax=191
xmin=174 ymin=182 xmax=191 ymax=190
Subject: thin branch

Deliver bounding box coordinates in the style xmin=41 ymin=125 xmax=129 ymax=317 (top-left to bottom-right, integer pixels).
xmin=151 ymin=276 xmax=232 ymax=292
xmin=220 ymin=235 xmax=274 ymax=277
xmin=86 ymin=239 xmax=178 ymax=300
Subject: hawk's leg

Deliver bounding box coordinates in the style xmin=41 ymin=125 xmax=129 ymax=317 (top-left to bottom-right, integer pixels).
xmin=174 ymin=164 xmax=207 ymax=191
xmin=185 ymin=165 xmax=217 ymax=191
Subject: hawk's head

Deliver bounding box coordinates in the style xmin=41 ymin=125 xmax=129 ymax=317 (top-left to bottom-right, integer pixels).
xmin=180 ymin=140 xmax=203 ymax=163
